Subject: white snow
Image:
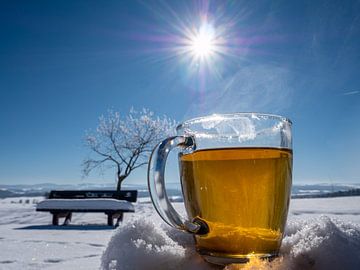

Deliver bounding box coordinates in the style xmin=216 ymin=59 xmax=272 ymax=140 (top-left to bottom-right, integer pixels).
xmin=36 ymin=199 xmax=135 ymax=211
xmin=1 ymin=196 xmax=360 ymax=269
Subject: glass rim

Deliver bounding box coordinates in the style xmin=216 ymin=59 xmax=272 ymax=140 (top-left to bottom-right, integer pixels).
xmin=176 ymin=112 xmax=292 ymax=131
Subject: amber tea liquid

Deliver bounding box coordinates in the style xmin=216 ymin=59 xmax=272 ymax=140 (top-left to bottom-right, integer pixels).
xmin=180 ymin=147 xmax=292 ymax=259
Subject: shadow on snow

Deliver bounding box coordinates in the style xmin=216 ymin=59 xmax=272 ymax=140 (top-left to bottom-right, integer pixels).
xmin=15 ymin=224 xmax=116 ymax=231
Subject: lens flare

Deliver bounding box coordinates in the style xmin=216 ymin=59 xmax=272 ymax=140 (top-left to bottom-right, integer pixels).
xmin=189 ymin=24 xmax=216 ymax=60
xmin=134 ymin=2 xmax=257 ymax=79
xmin=181 ymin=21 xmax=225 ymax=67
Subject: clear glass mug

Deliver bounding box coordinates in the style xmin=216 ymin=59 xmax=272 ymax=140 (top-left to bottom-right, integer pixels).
xmin=148 ymin=113 xmax=292 ymax=265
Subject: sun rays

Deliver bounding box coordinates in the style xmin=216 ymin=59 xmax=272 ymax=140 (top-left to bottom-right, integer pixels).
xmin=187 ymin=23 xmax=217 ymax=61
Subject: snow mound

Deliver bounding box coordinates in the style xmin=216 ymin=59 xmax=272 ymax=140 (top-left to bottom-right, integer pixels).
xmin=101 ymin=218 xmax=215 ymax=270
xmin=101 ymin=216 xmax=360 ymax=270
xmin=280 ymin=216 xmax=360 ymax=270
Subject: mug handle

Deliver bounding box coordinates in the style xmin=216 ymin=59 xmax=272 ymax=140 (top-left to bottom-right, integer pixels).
xmin=147 ymin=136 xmax=209 ymax=235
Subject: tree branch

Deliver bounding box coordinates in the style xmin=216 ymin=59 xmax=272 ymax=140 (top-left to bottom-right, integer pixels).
xmin=82 ymin=157 xmax=111 ymax=176
xmin=109 ymin=131 xmax=128 ymax=166
xmin=131 ymin=161 xmax=148 ymax=171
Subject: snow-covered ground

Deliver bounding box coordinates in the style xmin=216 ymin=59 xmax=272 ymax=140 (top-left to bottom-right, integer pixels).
xmin=0 ymin=196 xmax=360 ymax=269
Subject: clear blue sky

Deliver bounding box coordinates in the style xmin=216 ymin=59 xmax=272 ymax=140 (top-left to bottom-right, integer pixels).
xmin=0 ymin=0 xmax=359 ymax=186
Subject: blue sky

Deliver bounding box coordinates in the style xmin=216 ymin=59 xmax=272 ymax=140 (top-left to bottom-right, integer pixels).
xmin=0 ymin=0 xmax=359 ymax=186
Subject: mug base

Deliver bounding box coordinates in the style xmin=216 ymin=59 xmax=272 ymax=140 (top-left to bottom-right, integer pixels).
xmin=200 ymin=251 xmax=278 ymax=266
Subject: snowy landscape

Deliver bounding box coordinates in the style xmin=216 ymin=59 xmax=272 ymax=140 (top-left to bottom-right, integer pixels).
xmin=0 ymin=184 xmax=360 ymax=270
xmin=2 ymin=0 xmax=360 ymax=269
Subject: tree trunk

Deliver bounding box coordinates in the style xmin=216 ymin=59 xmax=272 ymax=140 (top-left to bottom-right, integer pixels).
xmin=116 ymin=175 xmax=127 ymax=192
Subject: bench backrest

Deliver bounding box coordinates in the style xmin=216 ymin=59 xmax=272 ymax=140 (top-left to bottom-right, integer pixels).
xmin=48 ymin=190 xmax=138 ymax=202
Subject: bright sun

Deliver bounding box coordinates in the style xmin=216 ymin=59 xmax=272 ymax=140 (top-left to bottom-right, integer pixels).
xmin=189 ymin=23 xmax=216 ymax=60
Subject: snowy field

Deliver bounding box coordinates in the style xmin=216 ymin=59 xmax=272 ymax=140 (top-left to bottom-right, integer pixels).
xmin=0 ymin=196 xmax=360 ymax=270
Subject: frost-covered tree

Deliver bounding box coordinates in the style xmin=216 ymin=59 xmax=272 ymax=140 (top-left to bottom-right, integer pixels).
xmin=83 ymin=108 xmax=177 ymax=191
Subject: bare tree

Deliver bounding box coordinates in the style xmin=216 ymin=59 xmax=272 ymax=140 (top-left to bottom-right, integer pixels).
xmin=83 ymin=108 xmax=177 ymax=191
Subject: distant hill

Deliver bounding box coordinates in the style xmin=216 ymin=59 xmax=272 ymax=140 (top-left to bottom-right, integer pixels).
xmin=0 ymin=189 xmax=17 ymax=198
xmin=1 ymin=182 xmax=360 ymax=199
xmin=292 ymin=188 xmax=360 ymax=199
xmin=0 ymin=183 xmax=113 ymax=198
xmin=0 ymin=189 xmax=45 ymax=198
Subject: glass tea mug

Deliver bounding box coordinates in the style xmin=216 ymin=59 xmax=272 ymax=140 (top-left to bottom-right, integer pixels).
xmin=148 ymin=113 xmax=292 ymax=265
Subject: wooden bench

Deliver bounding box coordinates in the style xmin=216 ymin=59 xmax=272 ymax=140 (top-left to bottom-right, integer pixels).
xmin=36 ymin=190 xmax=137 ymax=226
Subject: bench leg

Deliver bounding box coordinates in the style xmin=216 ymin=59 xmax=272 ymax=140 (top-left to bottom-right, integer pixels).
xmin=115 ymin=213 xmax=123 ymax=227
xmin=52 ymin=214 xmax=59 ymax=226
xmin=107 ymin=214 xmax=114 ymax=226
xmin=64 ymin=212 xmax=72 ymax=225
